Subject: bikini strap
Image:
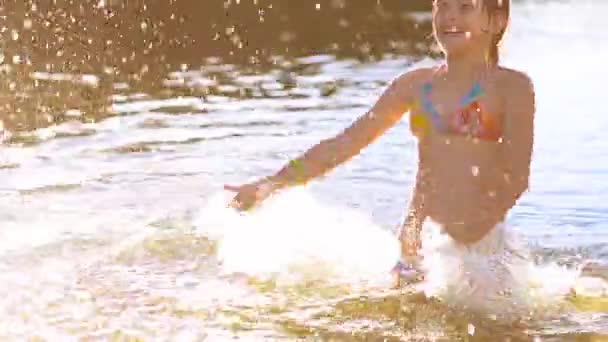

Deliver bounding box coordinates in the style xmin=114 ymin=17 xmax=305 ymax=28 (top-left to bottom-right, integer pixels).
xmin=459 ymin=81 xmax=483 ymax=107
xmin=420 ymin=82 xmax=444 ymax=131
xmin=419 ymin=64 xmax=446 ymax=130
xmin=418 ymin=64 xmax=483 ymax=132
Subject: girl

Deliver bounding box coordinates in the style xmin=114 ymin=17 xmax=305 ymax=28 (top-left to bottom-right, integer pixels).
xmin=225 ymin=0 xmax=537 ymax=314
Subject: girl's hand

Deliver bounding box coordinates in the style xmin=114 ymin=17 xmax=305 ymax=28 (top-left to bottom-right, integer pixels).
xmin=224 ymin=178 xmax=278 ymax=211
xmin=391 ymin=224 xmax=422 ymax=288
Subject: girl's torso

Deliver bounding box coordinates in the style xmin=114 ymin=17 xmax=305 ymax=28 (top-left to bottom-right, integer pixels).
xmin=408 ymin=66 xmax=513 ymax=244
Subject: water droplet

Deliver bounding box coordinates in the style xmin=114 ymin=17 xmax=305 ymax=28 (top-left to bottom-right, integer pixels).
xmin=465 ymin=31 xmax=471 ymax=39
xmin=471 ymin=166 xmax=479 ymax=176
xmin=468 ymin=323 xmax=475 ymax=335
xmin=280 ymin=31 xmax=296 ymax=43
xmin=315 ymin=3 xmax=321 ymax=9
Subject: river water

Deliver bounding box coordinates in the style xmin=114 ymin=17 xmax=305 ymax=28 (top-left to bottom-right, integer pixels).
xmin=0 ymin=0 xmax=607 ymax=340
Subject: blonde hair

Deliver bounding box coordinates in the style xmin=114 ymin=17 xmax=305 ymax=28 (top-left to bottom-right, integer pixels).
xmin=482 ymin=0 xmax=510 ymax=65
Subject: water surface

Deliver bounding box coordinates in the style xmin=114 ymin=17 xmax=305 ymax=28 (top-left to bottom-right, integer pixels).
xmin=1 ymin=0 xmax=607 ymax=340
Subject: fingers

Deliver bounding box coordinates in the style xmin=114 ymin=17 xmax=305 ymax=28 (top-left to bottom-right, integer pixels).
xmin=228 ymin=199 xmax=253 ymax=211
xmin=227 ymin=192 xmax=253 ymax=211
xmin=391 ymin=272 xmax=401 ymax=289
xmin=224 ymin=184 xmax=241 ymax=192
xmin=224 ymin=182 xmax=261 ymax=211
xmin=228 ymin=199 xmax=243 ymax=210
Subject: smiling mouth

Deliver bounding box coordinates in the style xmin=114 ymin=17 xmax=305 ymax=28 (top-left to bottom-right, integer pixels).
xmin=443 ymin=28 xmax=464 ymax=35
xmin=440 ymin=28 xmax=471 ymax=38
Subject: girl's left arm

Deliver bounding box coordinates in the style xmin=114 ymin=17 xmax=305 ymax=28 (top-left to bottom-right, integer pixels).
xmin=501 ymin=72 xmax=536 ymax=205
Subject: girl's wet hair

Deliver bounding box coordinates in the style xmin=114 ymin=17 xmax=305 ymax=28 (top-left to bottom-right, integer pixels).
xmin=482 ymin=0 xmax=510 ymax=65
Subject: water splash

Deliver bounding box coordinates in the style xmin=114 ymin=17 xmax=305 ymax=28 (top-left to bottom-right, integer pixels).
xmin=194 ymin=187 xmax=399 ymax=287
xmin=194 ymin=187 xmax=608 ymax=322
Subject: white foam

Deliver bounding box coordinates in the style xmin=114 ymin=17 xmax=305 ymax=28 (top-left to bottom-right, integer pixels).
xmin=194 ymin=188 xmax=399 ymax=286
xmin=193 ymin=188 xmax=607 ymax=318
xmin=418 ymin=221 xmax=595 ymax=320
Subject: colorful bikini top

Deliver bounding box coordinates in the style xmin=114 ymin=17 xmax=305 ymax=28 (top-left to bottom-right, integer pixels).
xmin=410 ymin=77 xmax=502 ymax=141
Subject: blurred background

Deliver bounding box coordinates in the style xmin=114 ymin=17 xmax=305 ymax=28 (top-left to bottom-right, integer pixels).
xmin=0 ymin=0 xmax=434 ymax=132
xmin=0 ymin=0 xmax=607 ymax=340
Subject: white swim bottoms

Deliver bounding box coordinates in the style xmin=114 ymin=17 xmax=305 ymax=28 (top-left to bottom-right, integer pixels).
xmin=419 ymin=221 xmax=542 ymax=319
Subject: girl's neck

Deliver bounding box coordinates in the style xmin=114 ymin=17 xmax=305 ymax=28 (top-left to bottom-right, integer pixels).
xmin=443 ymin=49 xmax=495 ymax=81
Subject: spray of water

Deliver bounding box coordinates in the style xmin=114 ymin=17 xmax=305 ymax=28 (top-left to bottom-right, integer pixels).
xmin=194 ymin=187 xmax=607 ymax=320
xmin=194 ymin=188 xmax=399 ymax=287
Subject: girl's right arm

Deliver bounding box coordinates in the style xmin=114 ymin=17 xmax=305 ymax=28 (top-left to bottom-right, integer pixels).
xmin=392 ymin=146 xmax=428 ymax=287
xmin=399 ymin=162 xmax=428 ymax=257
xmin=267 ymin=76 xmax=411 ymax=190
xmin=226 ymin=70 xmax=423 ymax=210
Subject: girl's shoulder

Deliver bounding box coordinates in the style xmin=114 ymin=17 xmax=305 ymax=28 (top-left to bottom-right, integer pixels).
xmin=396 ymin=66 xmax=437 ymax=86
xmin=389 ymin=67 xmax=437 ymax=101
xmin=494 ymin=67 xmax=535 ymax=117
xmin=494 ymin=67 xmax=534 ymax=95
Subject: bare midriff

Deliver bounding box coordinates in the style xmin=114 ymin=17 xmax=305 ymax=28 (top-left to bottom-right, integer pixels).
xmin=419 ymin=134 xmax=511 ymax=245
